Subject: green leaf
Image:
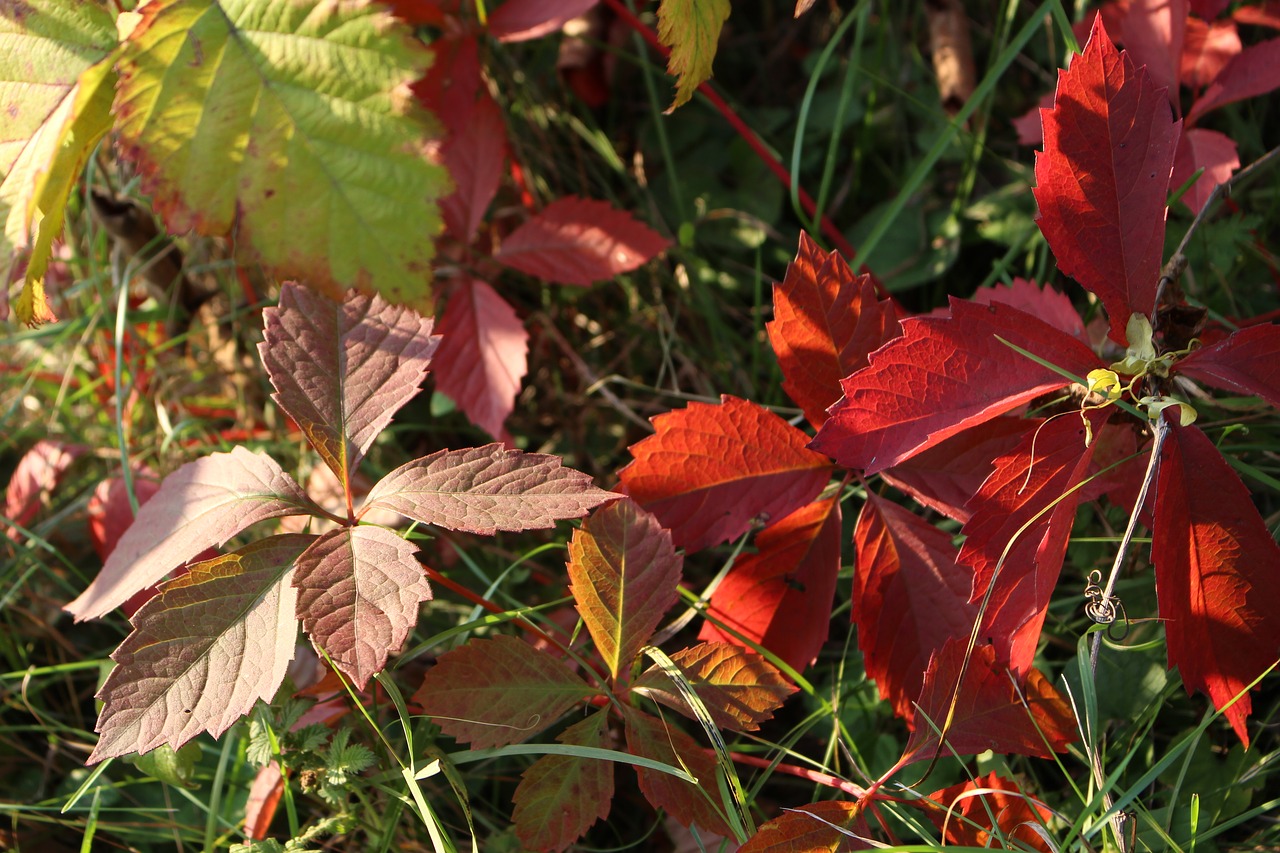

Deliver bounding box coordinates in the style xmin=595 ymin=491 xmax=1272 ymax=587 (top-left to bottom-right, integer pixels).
xmin=512 ymin=709 xmax=615 ymax=853
xmin=113 ymin=0 xmax=449 ymax=309
xmin=657 ymin=0 xmax=731 ymax=112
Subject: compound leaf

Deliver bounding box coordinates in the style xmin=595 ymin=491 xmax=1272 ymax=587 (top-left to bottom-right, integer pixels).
xmin=633 ymin=642 xmax=797 ymax=732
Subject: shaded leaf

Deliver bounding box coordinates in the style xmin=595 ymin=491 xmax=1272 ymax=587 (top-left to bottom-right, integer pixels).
xmin=699 ymin=496 xmax=842 ymax=672
xmin=1153 ymin=418 xmax=1280 ymax=747
xmin=3 ymin=439 xmax=87 ymax=541
xmin=1119 ymin=0 xmax=1187 ymax=105
xmin=431 ymin=277 xmax=528 ymax=441
xmin=739 ymin=801 xmax=868 ymax=852
xmin=1034 ymin=17 xmax=1179 ymax=343
xmin=113 ymin=0 xmax=449 ymax=308
xmin=924 ymin=772 xmax=1053 ymax=852
xmin=362 ymin=443 xmax=613 ymax=535
xmin=259 ymin=282 xmax=439 ymax=490
xmin=490 ymin=0 xmax=600 ymax=42
xmin=656 ymin=0 xmax=730 ymax=112
xmin=1171 ymin=128 xmax=1238 ymax=214
xmin=811 ymin=298 xmax=1101 ymax=474
xmin=90 ymin=535 xmax=314 ymax=764
xmin=618 ymin=395 xmax=833 ymax=552
xmin=439 ymin=92 xmax=505 ymax=244
xmin=494 ymin=196 xmax=670 ymax=286
xmin=567 ymin=499 xmax=681 ymax=679
xmin=414 ymin=634 xmax=596 ymax=749
xmin=633 ymin=642 xmax=797 ymax=732
xmin=293 ymin=526 xmax=430 ymax=688
xmin=1173 ymin=323 xmax=1280 ymax=409
xmin=1187 ymin=38 xmax=1280 ymax=125
xmin=767 ymin=233 xmax=900 ymax=427
xmin=852 ymin=493 xmax=977 ymax=719
xmin=969 ymin=277 xmax=1087 ymax=343
xmin=66 ymin=447 xmax=318 ymax=621
xmin=512 ymin=708 xmax=614 ymax=853
xmin=622 ymin=706 xmax=733 ymax=837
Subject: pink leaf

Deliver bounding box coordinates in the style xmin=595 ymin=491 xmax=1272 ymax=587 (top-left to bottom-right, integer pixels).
xmin=1171 ymin=128 xmax=1239 ymax=213
xmin=1174 ymin=323 xmax=1280 ymax=408
xmin=969 ymin=277 xmax=1088 ymax=342
xmin=622 ymin=706 xmax=734 ymax=837
xmin=1120 ymin=0 xmax=1189 ymax=108
xmin=1187 ymin=38 xmax=1280 ymax=125
xmin=90 ymin=535 xmax=314 ymax=763
xmin=3 ymin=440 xmax=86 ymax=541
xmin=810 ymin=298 xmax=1102 ymax=474
xmin=494 ymin=197 xmax=670 ymax=286
xmin=1181 ymin=17 xmax=1241 ymax=90
xmin=294 ymin=526 xmax=431 ymax=688
xmin=1034 ymin=17 xmax=1180 ymax=343
xmin=439 ymin=94 xmax=506 ymax=244
xmin=431 ymin=277 xmax=528 ymax=441
xmin=66 ymin=448 xmax=318 ymax=621
xmin=88 ymin=475 xmax=161 ymax=562
xmin=259 ymin=282 xmax=439 ymax=489
xmin=362 ymin=443 xmax=613 ymax=535
xmin=489 ymin=0 xmax=600 ymax=42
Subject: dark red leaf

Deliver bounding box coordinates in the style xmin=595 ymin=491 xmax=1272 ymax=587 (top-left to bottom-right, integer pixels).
xmin=414 ymin=34 xmax=482 ymax=135
xmin=622 ymin=706 xmax=734 ymax=837
xmin=1034 ymin=17 xmax=1179 ymax=343
xmin=439 ymin=93 xmax=506 ymax=244
xmin=1187 ymin=38 xmax=1280 ymax=125
xmin=1173 ymin=322 xmax=1280 ymax=409
xmin=618 ymin=395 xmax=833 ymax=552
xmin=489 ymin=0 xmax=599 ymax=42
xmin=1171 ymin=128 xmax=1239 ymax=213
xmin=494 ymin=196 xmax=670 ymax=286
xmin=810 ymin=298 xmax=1102 ymax=474
xmin=924 ymin=772 xmax=1053 ymax=852
xmin=1153 ymin=418 xmax=1280 ymax=747
xmin=699 ymin=496 xmax=842 ymax=673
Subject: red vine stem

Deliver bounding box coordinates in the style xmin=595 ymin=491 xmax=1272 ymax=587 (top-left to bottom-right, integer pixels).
xmin=727 ymin=750 xmax=868 ymax=798
xmin=600 ymin=0 xmax=857 ymax=260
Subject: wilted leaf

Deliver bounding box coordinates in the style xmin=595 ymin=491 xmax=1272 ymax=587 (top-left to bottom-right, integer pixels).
xmin=512 ymin=709 xmax=614 ymax=853
xmin=90 ymin=535 xmax=314 ymax=764
xmin=1153 ymin=418 xmax=1280 ymax=747
xmin=811 ymin=298 xmax=1102 ymax=474
xmin=1034 ymin=17 xmax=1179 ymax=343
xmin=260 ymin=282 xmax=439 ymax=491
xmin=633 ymin=642 xmax=797 ymax=732
xmin=439 ymin=93 xmax=505 ymax=244
xmin=622 ymin=706 xmax=734 ymax=837
xmin=924 ymin=772 xmax=1053 ymax=852
xmin=568 ymin=499 xmax=681 ymax=679
xmin=489 ymin=0 xmax=601 ymax=42
xmin=739 ymin=801 xmax=867 ymax=852
xmin=113 ymin=0 xmax=450 ymax=308
xmin=1171 ymin=128 xmax=1238 ymax=213
xmin=852 ymin=494 xmax=977 ymax=719
xmin=1187 ymin=38 xmax=1280 ymax=125
xmin=1173 ymin=323 xmax=1280 ymax=409
xmin=767 ymin=233 xmax=900 ymax=427
xmin=293 ymin=526 xmax=430 ymax=688
xmin=494 ymin=196 xmax=670 ymax=286
xmin=431 ymin=277 xmax=528 ymax=441
xmin=699 ymin=497 xmax=842 ymax=672
xmin=656 ymin=0 xmax=730 ymax=112
xmin=3 ymin=439 xmax=86 ymax=541
xmin=619 ymin=395 xmax=833 ymax=552
xmin=66 ymin=447 xmax=319 ymax=621
xmin=414 ymin=634 xmax=596 ymax=749
xmin=362 ymin=444 xmax=613 ymax=535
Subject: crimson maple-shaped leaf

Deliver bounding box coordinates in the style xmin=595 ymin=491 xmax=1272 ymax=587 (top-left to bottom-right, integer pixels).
xmin=960 ymin=409 xmax=1109 ymax=676
xmin=1153 ymin=418 xmax=1280 ymax=747
xmin=293 ymin=526 xmax=430 ymax=688
xmin=924 ymin=772 xmax=1053 ymax=852
xmin=618 ymin=395 xmax=833 ymax=552
xmin=1187 ymin=38 xmax=1280 ymax=125
xmin=413 ymin=634 xmax=596 ymax=749
xmin=738 ymin=801 xmax=867 ymax=853
xmin=633 ymin=642 xmax=797 ymax=732
xmin=3 ymin=439 xmax=86 ymax=542
xmin=431 ymin=277 xmax=529 ymax=441
xmin=438 ymin=93 xmax=505 ymax=244
xmin=259 ymin=282 xmax=439 ymax=492
xmin=567 ymin=498 xmax=680 ymax=679
xmin=90 ymin=535 xmax=314 ymax=763
xmin=494 ymin=196 xmax=670 ymax=286
xmin=361 ymin=443 xmax=613 ymax=535
xmin=811 ymin=298 xmax=1102 ymax=474
xmin=621 ymin=705 xmax=734 ymax=837
xmin=767 ymin=233 xmax=900 ymax=427
xmin=852 ymin=493 xmax=977 ymax=719
xmin=1172 ymin=128 xmax=1239 ymax=213
xmin=512 ymin=708 xmax=615 ymax=852
xmin=1173 ymin=323 xmax=1280 ymax=410
xmin=902 ymin=639 xmax=1076 ymax=765
xmin=66 ymin=447 xmax=319 ymax=621
xmin=698 ymin=496 xmax=842 ymax=672
xmin=1034 ymin=17 xmax=1179 ymax=343
xmin=489 ymin=0 xmax=600 ymax=42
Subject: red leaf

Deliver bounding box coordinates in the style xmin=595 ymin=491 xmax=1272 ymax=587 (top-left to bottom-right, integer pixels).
xmin=66 ymin=448 xmax=319 ymax=621
xmin=1153 ymin=418 xmax=1280 ymax=747
xmin=621 ymin=706 xmax=734 ymax=837
xmin=1171 ymin=128 xmax=1239 ymax=213
xmin=811 ymin=298 xmax=1102 ymax=474
xmin=699 ymin=497 xmax=842 ymax=672
xmin=852 ymin=494 xmax=977 ymax=719
xmin=1181 ymin=17 xmax=1241 ymax=90
xmin=618 ymin=395 xmax=833 ymax=552
xmin=969 ymin=277 xmax=1088 ymax=343
xmin=924 ymin=772 xmax=1053 ymax=852
xmin=1120 ymin=0 xmax=1188 ymax=106
xmin=1233 ymin=2 xmax=1280 ymax=29
xmin=1173 ymin=322 xmax=1280 ymax=409
xmin=88 ymin=475 xmax=161 ymax=562
xmin=431 ymin=277 xmax=528 ymax=441
xmin=244 ymin=762 xmax=285 ymax=841
xmin=362 ymin=443 xmax=613 ymax=535
xmin=633 ymin=642 xmax=798 ymax=732
xmin=903 ymin=639 xmax=1076 ymax=765
xmin=494 ymin=196 xmax=670 ymax=286
xmin=767 ymin=233 xmax=900 ymax=427
xmin=1187 ymin=38 xmax=1280 ymax=125
xmin=1034 ymin=18 xmax=1179 ymax=343
xmin=513 ymin=708 xmax=614 ymax=852
xmin=739 ymin=801 xmax=867 ymax=852
xmin=439 ymin=93 xmax=506 ymax=244
xmin=568 ymin=498 xmax=681 ymax=679
xmin=959 ymin=409 xmax=1109 ymax=676
xmin=3 ymin=440 xmax=86 ymax=541
xmin=414 ymin=634 xmax=596 ymax=749
xmin=489 ymin=0 xmax=600 ymax=42
xmin=415 ymin=34 xmax=482 ymax=136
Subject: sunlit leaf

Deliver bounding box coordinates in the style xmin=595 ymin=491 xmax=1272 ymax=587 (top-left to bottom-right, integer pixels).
xmin=633 ymin=642 xmax=797 ymax=732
